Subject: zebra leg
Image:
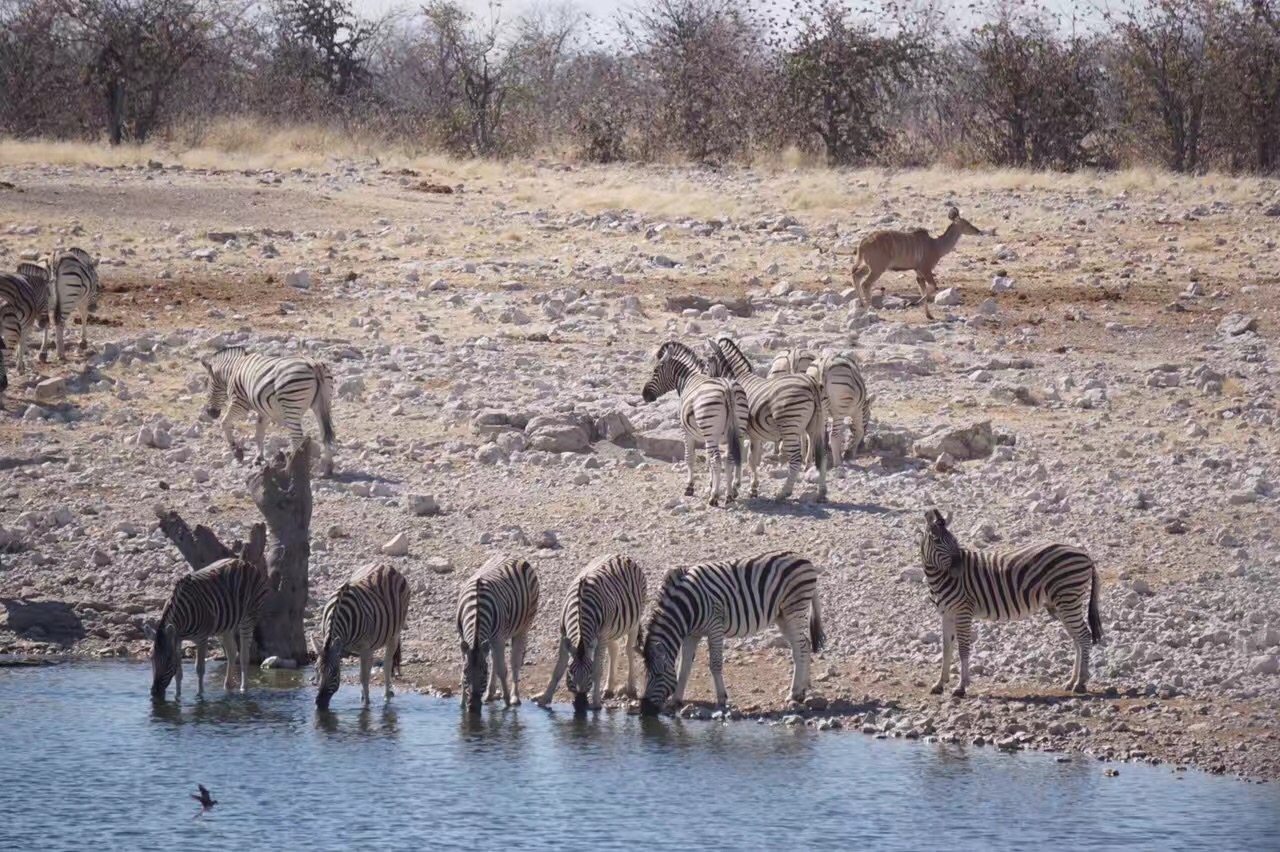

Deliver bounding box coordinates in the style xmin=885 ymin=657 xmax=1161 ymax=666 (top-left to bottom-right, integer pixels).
xmin=219 ymin=632 xmax=237 ymax=691
xmin=932 ymin=611 xmax=954 ymax=694
xmin=79 ymin=303 xmax=90 ymax=350
xmin=748 ymin=439 xmax=762 ymax=498
xmin=1060 ymin=611 xmax=1092 ymax=694
xmin=359 ymin=651 xmax=373 ymax=706
xmin=589 ymin=642 xmax=607 ymax=709
xmin=239 ymin=624 xmax=253 ymax=693
xmin=485 ymin=652 xmax=502 ymax=702
xmin=222 ymin=405 xmax=246 ymax=463
xmin=776 ymin=613 xmax=811 ymax=702
xmin=601 ymin=639 xmax=619 ymax=700
xmin=54 ymin=320 xmax=65 ymax=362
xmin=707 ymin=631 xmax=728 ymax=708
xmin=534 ymin=637 xmax=570 ymax=706
xmin=622 ymin=624 xmax=640 ymax=699
xmin=778 ymin=438 xmax=801 ymax=499
xmin=254 ymin=419 xmax=268 ymax=464
xmin=37 ymin=323 xmax=49 ymax=363
xmin=492 ymin=641 xmax=512 ymax=706
xmin=954 ymin=612 xmax=973 ymax=697
xmin=672 ymin=638 xmax=698 ymax=707
xmin=706 ymin=444 xmax=721 ymax=506
xmin=683 ymin=434 xmax=696 ymax=497
xmin=509 ymin=632 xmax=527 ymax=706
xmin=384 ymin=634 xmax=399 ymax=701
xmin=830 ymin=419 xmax=845 ymax=469
xmin=187 ymin=640 xmax=199 ymax=699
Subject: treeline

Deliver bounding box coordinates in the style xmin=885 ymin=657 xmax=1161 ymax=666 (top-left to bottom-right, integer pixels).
xmin=1 ymin=0 xmax=1278 ymax=172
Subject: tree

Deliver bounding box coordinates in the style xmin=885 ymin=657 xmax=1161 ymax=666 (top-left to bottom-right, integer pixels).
xmin=274 ymin=0 xmax=377 ymax=98
xmin=783 ymin=0 xmax=925 ymax=164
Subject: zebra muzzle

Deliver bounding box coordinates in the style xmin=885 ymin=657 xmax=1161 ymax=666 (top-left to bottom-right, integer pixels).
xmin=205 ymin=407 xmax=221 ymax=419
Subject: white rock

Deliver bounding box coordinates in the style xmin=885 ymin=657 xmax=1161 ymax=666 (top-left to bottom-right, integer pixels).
xmin=260 ymin=656 xmax=299 ymax=669
xmin=1248 ymin=655 xmax=1278 ymax=675
xmin=409 ymin=494 xmax=440 ymax=516
xmin=427 ymin=556 xmax=454 ymax=574
xmin=285 ymin=268 xmax=312 ymax=290
xmin=381 ymin=533 xmax=409 ymax=556
xmin=933 ymin=288 xmax=961 ymax=306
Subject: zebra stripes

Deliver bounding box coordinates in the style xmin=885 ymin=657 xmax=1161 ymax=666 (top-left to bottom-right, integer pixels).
xmin=637 ymin=551 xmax=824 ymax=715
xmin=767 ymin=348 xmax=873 ymax=466
xmin=150 ymin=557 xmax=270 ymax=699
xmin=0 ymin=262 xmax=51 ymax=372
xmin=48 ymin=248 xmax=101 ymax=361
xmin=201 ymin=346 xmax=337 ymax=475
xmin=708 ymin=337 xmax=829 ymax=501
xmin=919 ymin=509 xmax=1103 ymax=696
xmin=456 ymin=556 xmax=540 ymax=712
xmin=535 ymin=554 xmax=646 ymax=711
xmin=315 ymin=565 xmax=411 ymax=710
xmin=642 ymin=341 xmax=746 ymax=505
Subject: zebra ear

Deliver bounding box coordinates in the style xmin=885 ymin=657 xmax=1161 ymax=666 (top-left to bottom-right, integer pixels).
xmin=143 ymin=623 xmax=157 ymax=641
xmin=948 ymin=207 xmax=960 ymax=221
xmin=945 ymin=511 xmax=953 ymax=525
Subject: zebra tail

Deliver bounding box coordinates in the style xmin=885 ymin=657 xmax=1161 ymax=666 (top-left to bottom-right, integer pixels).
xmin=312 ymin=363 xmax=336 ymax=447
xmin=727 ymin=396 xmax=743 ymax=468
xmin=1088 ymin=567 xmax=1104 ymax=646
xmin=809 ymin=594 xmax=826 ymax=654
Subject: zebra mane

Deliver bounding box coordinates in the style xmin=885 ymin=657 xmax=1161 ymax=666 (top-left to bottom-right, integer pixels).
xmin=655 ymin=341 xmax=705 ymax=373
xmin=713 ymin=337 xmax=753 ymax=378
xmin=64 ymin=247 xmax=95 ymax=267
xmin=572 ymin=576 xmax=588 ymax=662
xmin=208 ymin=345 xmax=248 ymax=362
xmin=16 ymin=262 xmax=48 ymax=285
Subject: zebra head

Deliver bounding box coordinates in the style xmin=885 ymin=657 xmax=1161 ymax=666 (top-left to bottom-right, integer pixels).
xmin=199 ymin=347 xmax=244 ymax=419
xmin=564 ymin=578 xmax=597 ymax=711
xmin=567 ymin=637 xmax=595 ymax=712
xmin=642 ymin=342 xmax=704 ymax=402
xmin=150 ymin=620 xmax=180 ymax=699
xmin=460 ymin=639 xmax=489 ymax=713
xmin=638 ymin=568 xmax=688 ymax=715
xmin=920 ymin=509 xmax=961 ymax=578
xmin=314 ymin=636 xmax=343 ymax=710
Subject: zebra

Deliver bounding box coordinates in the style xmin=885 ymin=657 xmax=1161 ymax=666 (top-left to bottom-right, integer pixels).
xmin=48 ymin=248 xmax=101 ymax=361
xmin=315 ymin=565 xmax=411 ymax=710
xmin=149 ymin=556 xmax=270 ymax=700
xmin=0 ymin=262 xmax=51 ymax=372
xmin=200 ymin=346 xmax=337 ymax=475
xmin=641 ymin=341 xmax=747 ymax=506
xmin=706 ymin=336 xmax=829 ymax=501
xmin=534 ymin=554 xmax=646 ymax=711
xmin=0 ymin=336 xmax=7 ymax=405
xmin=919 ymin=509 xmax=1104 ymax=697
xmin=637 ymin=550 xmax=825 ymax=715
xmin=768 ymin=348 xmax=873 ymax=466
xmin=456 ymin=556 xmax=540 ymax=712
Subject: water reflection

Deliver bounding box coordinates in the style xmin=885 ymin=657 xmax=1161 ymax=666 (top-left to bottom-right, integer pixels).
xmin=148 ymin=694 xmax=293 ymax=728
xmin=313 ymin=705 xmax=401 ymax=739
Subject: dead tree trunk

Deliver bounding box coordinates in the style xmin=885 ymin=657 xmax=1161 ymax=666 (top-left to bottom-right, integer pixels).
xmin=249 ymin=443 xmax=313 ymax=665
xmin=156 ymin=444 xmax=312 ymax=665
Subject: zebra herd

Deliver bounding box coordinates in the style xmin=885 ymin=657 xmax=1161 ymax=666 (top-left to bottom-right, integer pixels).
xmin=0 ymin=248 xmax=1106 ymax=713
xmin=0 ymin=248 xmax=102 ymax=402
xmin=149 ymin=515 xmax=1103 ymax=710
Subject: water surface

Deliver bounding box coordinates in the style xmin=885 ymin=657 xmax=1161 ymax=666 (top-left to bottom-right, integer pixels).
xmin=1 ymin=662 xmax=1275 ymax=851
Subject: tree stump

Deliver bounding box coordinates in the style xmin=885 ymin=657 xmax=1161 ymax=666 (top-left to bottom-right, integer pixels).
xmin=156 ymin=443 xmax=312 ymax=665
xmin=248 ymin=443 xmax=313 ymax=664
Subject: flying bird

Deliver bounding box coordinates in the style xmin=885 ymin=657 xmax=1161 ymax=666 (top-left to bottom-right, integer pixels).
xmin=191 ymin=784 xmax=217 ymax=817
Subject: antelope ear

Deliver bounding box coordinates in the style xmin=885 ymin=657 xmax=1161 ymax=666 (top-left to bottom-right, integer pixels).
xmin=948 ymin=207 xmax=960 ymax=220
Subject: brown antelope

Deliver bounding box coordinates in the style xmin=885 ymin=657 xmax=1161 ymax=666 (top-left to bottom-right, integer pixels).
xmin=846 ymin=207 xmax=990 ymax=321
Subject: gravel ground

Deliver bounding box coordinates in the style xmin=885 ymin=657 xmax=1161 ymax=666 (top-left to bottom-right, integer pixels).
xmin=1 ymin=159 xmax=1277 ymax=781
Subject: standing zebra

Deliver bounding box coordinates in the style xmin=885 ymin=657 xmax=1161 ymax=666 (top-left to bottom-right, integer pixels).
xmin=0 ymin=262 xmax=51 ymax=372
xmin=768 ymin=348 xmax=873 ymax=466
xmin=150 ymin=557 xmax=270 ymax=699
xmin=641 ymin=341 xmax=747 ymax=506
xmin=315 ymin=565 xmax=411 ymax=710
xmin=200 ymin=346 xmax=337 ymax=475
xmin=918 ymin=509 xmax=1104 ymax=696
xmin=456 ymin=556 xmax=540 ymax=712
xmin=48 ymin=248 xmax=101 ymax=361
xmin=534 ymin=554 xmax=646 ymax=711
xmin=637 ymin=551 xmax=824 ymax=715
xmin=707 ymin=337 xmax=829 ymax=502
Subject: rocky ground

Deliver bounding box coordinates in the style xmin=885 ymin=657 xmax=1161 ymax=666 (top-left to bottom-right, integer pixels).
xmin=1 ymin=158 xmax=1278 ymax=781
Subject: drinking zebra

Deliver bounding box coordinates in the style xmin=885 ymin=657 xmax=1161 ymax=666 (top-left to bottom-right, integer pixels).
xmin=707 ymin=337 xmax=829 ymax=501
xmin=0 ymin=262 xmax=51 ymax=371
xmin=200 ymin=346 xmax=337 ymax=475
xmin=315 ymin=565 xmax=411 ymax=710
xmin=918 ymin=509 xmax=1104 ymax=696
xmin=637 ymin=550 xmax=824 ymax=715
xmin=456 ymin=556 xmax=540 ymax=712
xmin=768 ymin=348 xmax=873 ymax=466
xmin=48 ymin=248 xmax=101 ymax=361
xmin=534 ymin=554 xmax=646 ymax=711
xmin=641 ymin=341 xmax=747 ymax=506
xmin=150 ymin=556 xmax=270 ymax=699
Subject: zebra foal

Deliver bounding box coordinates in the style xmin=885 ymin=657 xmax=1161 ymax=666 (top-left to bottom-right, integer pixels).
xmin=641 ymin=341 xmax=746 ymax=506
xmin=456 ymin=556 xmax=540 ymax=712
xmin=919 ymin=509 xmax=1104 ymax=697
xmin=149 ymin=557 xmax=270 ymax=699
xmin=534 ymin=554 xmax=646 ymax=711
xmin=707 ymin=337 xmax=829 ymax=501
xmin=637 ymin=551 xmax=825 ymax=715
xmin=315 ymin=565 xmax=411 ymax=710
xmin=201 ymin=346 xmax=337 ymax=475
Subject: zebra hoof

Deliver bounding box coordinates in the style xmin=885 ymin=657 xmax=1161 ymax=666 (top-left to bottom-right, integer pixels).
xmin=1071 ymin=683 xmax=1089 ymax=695
xmin=950 ymin=687 xmax=966 ymax=698
xmin=510 ymin=698 xmax=521 ymax=707
xmin=683 ymin=485 xmax=695 ymax=496
xmin=708 ymin=496 xmax=719 ymax=507
xmin=816 ymin=493 xmax=829 ymax=504
xmin=930 ymin=683 xmax=944 ymax=695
